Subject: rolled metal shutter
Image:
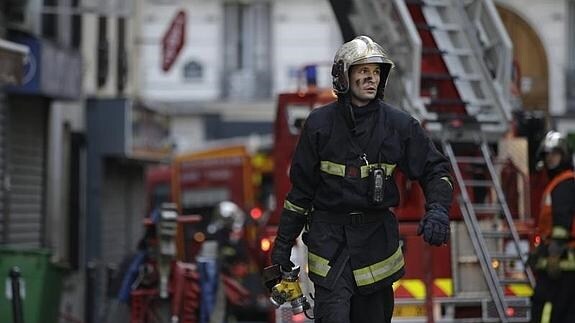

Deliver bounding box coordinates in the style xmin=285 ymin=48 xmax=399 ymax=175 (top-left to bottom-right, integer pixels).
xmin=0 ymin=97 xmax=6 ymax=243
xmin=6 ymin=98 xmax=47 ymax=247
xmin=101 ymin=160 xmax=145 ymax=265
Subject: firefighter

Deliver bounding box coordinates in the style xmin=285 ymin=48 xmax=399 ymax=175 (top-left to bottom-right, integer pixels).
xmin=270 ymin=36 xmax=453 ymax=323
xmin=530 ymin=131 xmax=575 ymax=323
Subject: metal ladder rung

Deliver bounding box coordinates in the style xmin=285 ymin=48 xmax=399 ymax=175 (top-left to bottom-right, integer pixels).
xmin=502 ymin=297 xmax=531 ymax=307
xmin=457 ymin=255 xmax=479 ymax=263
xmin=454 ymin=156 xmax=487 ymax=164
xmin=455 ymin=156 xmax=506 ymax=164
xmin=448 ymin=48 xmax=474 ymax=56
xmin=481 ymin=230 xmax=513 ymax=238
xmin=416 ymin=22 xmax=460 ymax=32
xmin=490 ymin=253 xmax=522 ymax=261
xmin=423 ymin=47 xmax=474 ymax=56
xmin=405 ymin=0 xmax=451 ymax=6
xmin=425 ymin=98 xmax=493 ymax=108
xmin=422 ymin=0 xmax=452 ymax=6
xmin=477 ymin=114 xmax=503 ymax=122
xmin=467 ymin=99 xmax=493 ymax=107
xmin=404 ymin=0 xmax=425 ymax=5
xmin=499 ymin=278 xmax=531 ymax=285
xmin=471 ymin=203 xmax=501 ymax=213
xmin=463 ymin=180 xmax=492 ymax=187
xmin=456 ymin=73 xmax=483 ymax=82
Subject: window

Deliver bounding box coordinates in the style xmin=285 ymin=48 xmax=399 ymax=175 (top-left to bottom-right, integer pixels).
xmin=97 ymin=16 xmax=109 ymax=88
xmin=71 ymin=0 xmax=82 ymax=49
xmin=567 ymin=1 xmax=575 ymax=111
xmin=117 ymin=17 xmax=127 ymax=93
xmin=222 ymin=2 xmax=272 ymax=100
xmin=569 ymin=0 xmax=575 ymax=69
xmin=42 ymin=0 xmax=58 ymax=40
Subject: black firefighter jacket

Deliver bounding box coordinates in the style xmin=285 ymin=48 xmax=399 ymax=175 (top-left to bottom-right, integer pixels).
xmin=282 ymin=99 xmax=453 ymax=294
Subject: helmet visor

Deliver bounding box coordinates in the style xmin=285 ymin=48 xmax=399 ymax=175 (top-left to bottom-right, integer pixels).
xmin=351 ymin=56 xmax=390 ymax=66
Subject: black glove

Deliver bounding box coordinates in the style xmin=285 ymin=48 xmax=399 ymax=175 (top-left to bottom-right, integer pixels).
xmin=548 ymin=239 xmax=565 ymax=257
xmin=417 ymin=203 xmax=450 ymax=246
xmin=547 ymin=239 xmax=564 ymax=279
xmin=270 ymin=209 xmax=307 ymax=271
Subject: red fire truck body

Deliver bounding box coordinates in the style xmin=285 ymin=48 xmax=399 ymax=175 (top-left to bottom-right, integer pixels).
xmin=138 ymin=0 xmax=547 ymax=321
xmin=140 ymin=86 xmax=537 ymax=323
xmin=267 ymin=89 xmax=536 ymax=323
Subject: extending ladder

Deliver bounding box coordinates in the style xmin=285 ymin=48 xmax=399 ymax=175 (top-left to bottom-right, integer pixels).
xmin=338 ymin=0 xmax=429 ymax=120
xmin=443 ymin=138 xmax=535 ymax=323
xmin=330 ymin=0 xmax=513 ymax=139
xmin=418 ymin=0 xmax=512 ymax=126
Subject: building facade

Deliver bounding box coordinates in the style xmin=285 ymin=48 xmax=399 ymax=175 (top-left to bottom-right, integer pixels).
xmin=136 ymin=0 xmax=342 ymax=152
xmin=0 ymin=3 xmax=29 ymax=252
xmin=1 ymin=0 xmax=85 ymax=321
xmin=1 ymin=1 xmax=170 ymax=322
xmin=81 ymin=0 xmax=169 ymax=322
xmin=136 ymin=0 xmax=575 ymax=153
xmin=494 ymin=0 xmax=575 ymax=139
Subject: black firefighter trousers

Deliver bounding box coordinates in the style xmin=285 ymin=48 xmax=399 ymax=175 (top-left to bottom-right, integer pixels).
xmin=313 ymin=260 xmax=394 ymax=323
xmin=531 ymin=271 xmax=575 ymax=323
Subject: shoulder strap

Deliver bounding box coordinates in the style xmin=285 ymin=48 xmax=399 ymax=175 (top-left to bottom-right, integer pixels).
xmin=540 ymin=170 xmax=575 ymax=241
xmin=546 ymin=170 xmax=575 ymax=193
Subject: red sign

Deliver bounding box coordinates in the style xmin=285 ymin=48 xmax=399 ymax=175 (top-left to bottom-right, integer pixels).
xmin=162 ymin=10 xmax=186 ymax=72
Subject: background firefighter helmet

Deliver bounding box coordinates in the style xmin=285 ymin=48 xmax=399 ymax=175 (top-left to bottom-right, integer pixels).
xmin=207 ymin=201 xmax=246 ymax=242
xmin=331 ymin=35 xmax=394 ymax=99
xmin=537 ymin=130 xmax=573 ymax=170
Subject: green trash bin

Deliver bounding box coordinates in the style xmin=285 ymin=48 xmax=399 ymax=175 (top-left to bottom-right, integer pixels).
xmin=0 ymin=248 xmax=65 ymax=323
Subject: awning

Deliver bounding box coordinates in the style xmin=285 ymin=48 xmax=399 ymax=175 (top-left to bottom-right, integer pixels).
xmin=0 ymin=38 xmax=29 ymax=85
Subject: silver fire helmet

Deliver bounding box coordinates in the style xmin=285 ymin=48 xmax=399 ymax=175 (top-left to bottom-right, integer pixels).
xmin=331 ymin=35 xmax=394 ymax=98
xmin=537 ymin=130 xmax=573 ymax=168
xmin=207 ymin=201 xmax=246 ymax=237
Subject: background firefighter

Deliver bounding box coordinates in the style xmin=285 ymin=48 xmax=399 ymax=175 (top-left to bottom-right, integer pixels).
xmin=269 ymin=35 xmax=453 ymax=323
xmin=200 ymin=201 xmax=268 ymax=323
xmin=529 ymin=131 xmax=575 ymax=323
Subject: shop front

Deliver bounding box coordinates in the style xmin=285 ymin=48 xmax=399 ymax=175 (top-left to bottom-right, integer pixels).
xmin=85 ymin=98 xmax=171 ymax=322
xmin=2 ymin=32 xmax=81 ymax=247
xmin=0 ymin=37 xmax=28 ymax=243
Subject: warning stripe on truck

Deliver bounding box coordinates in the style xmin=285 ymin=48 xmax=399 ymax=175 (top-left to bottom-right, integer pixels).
xmin=505 ymin=284 xmax=533 ymax=297
xmin=392 ymin=279 xmax=533 ymax=299
xmin=393 ymin=279 xmax=452 ymax=299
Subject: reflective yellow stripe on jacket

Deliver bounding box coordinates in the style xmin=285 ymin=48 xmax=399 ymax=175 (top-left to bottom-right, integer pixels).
xmin=534 ymin=249 xmax=575 ymax=271
xmin=308 ymin=252 xmax=331 ymax=277
xmin=309 ymin=245 xmax=404 ymax=285
xmin=320 ymin=160 xmax=396 ymax=178
xmin=284 ymin=200 xmax=308 ymax=215
xmin=353 ymin=245 xmax=404 ymax=286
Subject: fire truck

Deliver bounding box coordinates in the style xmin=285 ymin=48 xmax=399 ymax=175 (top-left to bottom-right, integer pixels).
xmin=267 ymin=0 xmax=545 ymax=322
xmin=137 ymin=142 xmax=275 ymax=322
xmin=134 ymin=1 xmax=548 ymax=322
